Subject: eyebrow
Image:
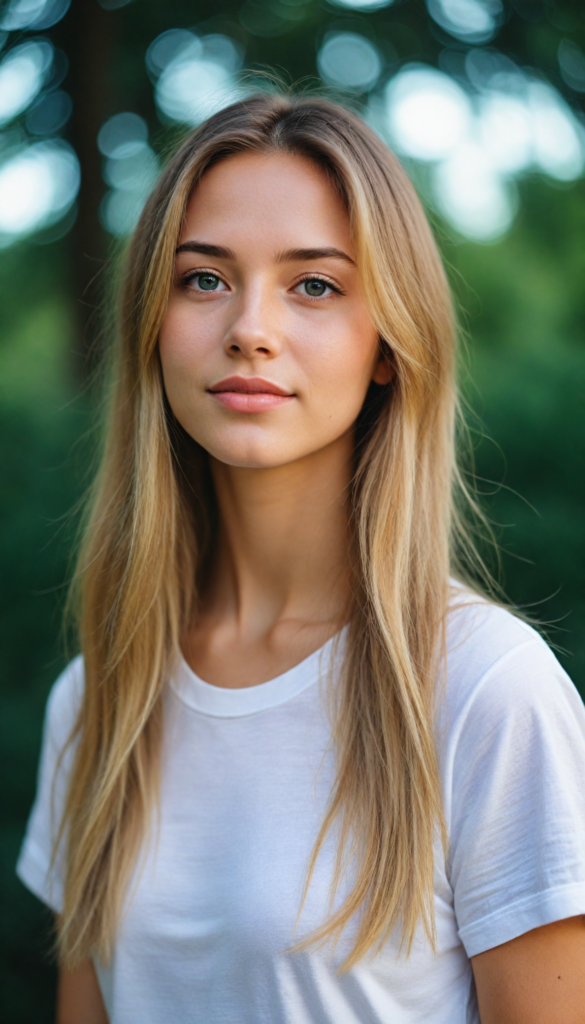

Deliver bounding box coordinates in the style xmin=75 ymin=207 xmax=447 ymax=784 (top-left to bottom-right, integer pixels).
xmin=175 ymin=241 xmax=236 ymax=259
xmin=175 ymin=241 xmax=356 ymax=266
xmin=276 ymin=247 xmax=356 ymax=267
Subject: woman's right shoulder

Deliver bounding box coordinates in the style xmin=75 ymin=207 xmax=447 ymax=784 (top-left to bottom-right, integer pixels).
xmin=43 ymin=654 xmax=85 ymax=752
xmin=16 ymin=656 xmax=86 ymax=912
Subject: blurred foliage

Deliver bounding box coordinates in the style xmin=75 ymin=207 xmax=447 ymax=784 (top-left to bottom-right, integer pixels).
xmin=450 ymin=174 xmax=585 ymax=677
xmin=1 ymin=1 xmax=584 ymax=1020
xmin=0 ymin=245 xmax=84 ymax=1020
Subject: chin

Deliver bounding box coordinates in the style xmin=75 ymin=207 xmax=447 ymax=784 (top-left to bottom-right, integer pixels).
xmin=210 ymin=449 xmax=297 ymax=471
xmin=203 ymin=435 xmax=309 ymax=471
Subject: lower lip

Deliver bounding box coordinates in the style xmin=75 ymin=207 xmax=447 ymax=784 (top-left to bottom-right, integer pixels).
xmin=209 ymin=391 xmax=294 ymax=413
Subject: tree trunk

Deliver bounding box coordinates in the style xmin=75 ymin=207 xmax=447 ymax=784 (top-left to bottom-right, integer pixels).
xmin=57 ymin=0 xmax=116 ymax=382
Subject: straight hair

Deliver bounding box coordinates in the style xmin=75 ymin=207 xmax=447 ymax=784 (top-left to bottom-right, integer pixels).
xmin=57 ymin=93 xmax=485 ymax=970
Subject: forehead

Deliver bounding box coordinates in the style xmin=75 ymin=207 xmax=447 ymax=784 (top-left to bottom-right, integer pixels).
xmin=179 ymin=151 xmax=352 ymax=253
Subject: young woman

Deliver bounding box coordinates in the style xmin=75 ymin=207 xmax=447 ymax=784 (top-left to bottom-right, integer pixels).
xmin=17 ymin=94 xmax=585 ymax=1024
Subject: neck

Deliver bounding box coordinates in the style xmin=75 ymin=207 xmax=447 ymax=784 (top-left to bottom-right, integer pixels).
xmin=203 ymin=432 xmax=354 ymax=641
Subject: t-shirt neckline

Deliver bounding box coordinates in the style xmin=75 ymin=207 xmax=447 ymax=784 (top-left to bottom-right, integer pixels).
xmin=170 ymin=631 xmax=344 ymax=718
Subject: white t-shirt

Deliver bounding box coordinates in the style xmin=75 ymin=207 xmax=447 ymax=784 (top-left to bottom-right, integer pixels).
xmin=17 ymin=598 xmax=585 ymax=1024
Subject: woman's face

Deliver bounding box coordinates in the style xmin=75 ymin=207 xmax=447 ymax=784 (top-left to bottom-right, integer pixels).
xmin=159 ymin=151 xmax=388 ymax=469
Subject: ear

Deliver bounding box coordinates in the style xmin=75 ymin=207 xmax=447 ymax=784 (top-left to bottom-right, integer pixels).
xmin=372 ymin=345 xmax=395 ymax=386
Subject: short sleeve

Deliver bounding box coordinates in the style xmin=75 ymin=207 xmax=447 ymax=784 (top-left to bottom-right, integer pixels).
xmin=16 ymin=656 xmax=84 ymax=913
xmin=444 ymin=635 xmax=585 ymax=958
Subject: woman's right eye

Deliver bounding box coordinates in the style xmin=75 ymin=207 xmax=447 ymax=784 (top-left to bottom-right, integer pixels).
xmin=186 ymin=272 xmax=227 ymax=292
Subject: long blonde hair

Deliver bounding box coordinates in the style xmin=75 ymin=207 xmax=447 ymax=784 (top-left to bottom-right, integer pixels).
xmin=59 ymin=93 xmax=475 ymax=970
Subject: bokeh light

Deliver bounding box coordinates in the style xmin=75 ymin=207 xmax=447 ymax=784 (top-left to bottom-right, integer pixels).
xmin=0 ymin=10 xmax=581 ymax=250
xmin=477 ymin=92 xmax=532 ymax=174
xmin=381 ymin=60 xmax=585 ymax=241
xmin=426 ymin=0 xmax=502 ymax=45
xmin=385 ymin=66 xmax=472 ymax=161
xmin=25 ymin=89 xmax=72 ymax=136
xmin=317 ymin=32 xmax=381 ymax=92
xmin=98 ymin=112 xmax=159 ymax=236
xmin=0 ymin=0 xmax=70 ymax=31
xmin=558 ymin=40 xmax=585 ymax=94
xmin=433 ymin=142 xmax=516 ymax=240
xmin=149 ymin=31 xmax=243 ymax=126
xmin=327 ymin=0 xmax=395 ymax=10
xmin=97 ymin=111 xmax=148 ymax=158
xmin=529 ymin=81 xmax=584 ymax=182
xmin=146 ymin=29 xmax=201 ymax=79
xmin=0 ymin=140 xmax=79 ymax=243
xmin=0 ymin=40 xmax=53 ymax=127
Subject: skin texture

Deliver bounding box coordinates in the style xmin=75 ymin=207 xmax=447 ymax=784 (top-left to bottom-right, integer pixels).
xmin=471 ymin=916 xmax=585 ymax=1024
xmin=57 ymin=152 xmax=585 ymax=1021
xmin=159 ymin=151 xmax=387 ymax=473
xmin=57 ymin=958 xmax=108 ymax=1024
xmin=159 ymin=151 xmax=389 ymax=686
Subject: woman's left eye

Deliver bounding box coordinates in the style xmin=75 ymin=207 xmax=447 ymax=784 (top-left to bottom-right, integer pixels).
xmin=295 ymin=278 xmax=334 ymax=298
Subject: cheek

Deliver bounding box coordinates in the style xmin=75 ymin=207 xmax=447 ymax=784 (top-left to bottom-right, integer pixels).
xmin=297 ymin=312 xmax=379 ymax=413
xmin=158 ymin=317 xmax=208 ymax=439
xmin=157 ymin=297 xmax=379 ymax=467
xmin=159 ymin=307 xmax=205 ymax=373
xmin=158 ymin=306 xmax=219 ymax=415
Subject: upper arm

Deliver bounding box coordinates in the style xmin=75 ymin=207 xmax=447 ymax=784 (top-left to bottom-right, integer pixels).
xmin=445 ymin=635 xmax=585 ymax=957
xmin=471 ymin=915 xmax=585 ymax=1024
xmin=57 ymin=958 xmax=109 ymax=1024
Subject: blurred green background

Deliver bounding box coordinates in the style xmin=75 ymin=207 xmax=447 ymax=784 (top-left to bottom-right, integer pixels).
xmin=0 ymin=0 xmax=584 ymax=1019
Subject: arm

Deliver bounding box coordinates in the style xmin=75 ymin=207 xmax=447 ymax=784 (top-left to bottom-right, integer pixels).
xmin=471 ymin=915 xmax=585 ymax=1024
xmin=57 ymin=959 xmax=109 ymax=1024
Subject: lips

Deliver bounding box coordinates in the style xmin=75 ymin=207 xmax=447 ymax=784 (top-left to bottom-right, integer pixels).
xmin=207 ymin=376 xmax=294 ymax=413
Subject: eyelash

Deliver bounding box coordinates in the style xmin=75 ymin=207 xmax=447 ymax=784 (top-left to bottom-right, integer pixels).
xmin=180 ymin=269 xmax=344 ymax=297
xmin=294 ymin=273 xmax=343 ymax=298
xmin=182 ymin=269 xmax=225 ymax=289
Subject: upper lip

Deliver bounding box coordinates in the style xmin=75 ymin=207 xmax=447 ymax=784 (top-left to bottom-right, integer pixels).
xmin=208 ymin=376 xmax=293 ymax=396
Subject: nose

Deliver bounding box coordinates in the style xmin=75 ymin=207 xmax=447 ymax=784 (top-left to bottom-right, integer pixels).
xmin=223 ymin=280 xmax=281 ymax=360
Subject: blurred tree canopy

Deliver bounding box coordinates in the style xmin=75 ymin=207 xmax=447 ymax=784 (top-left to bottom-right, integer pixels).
xmin=2 ymin=0 xmax=584 ymax=366
xmin=0 ymin=0 xmax=584 ymax=1020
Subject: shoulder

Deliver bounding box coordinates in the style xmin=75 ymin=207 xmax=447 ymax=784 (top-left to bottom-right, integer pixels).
xmin=440 ymin=589 xmax=585 ymax=956
xmin=15 ymin=656 xmax=86 ymax=911
xmin=443 ymin=586 xmax=581 ymax=724
xmin=42 ymin=654 xmax=85 ymax=754
xmin=439 ymin=587 xmax=585 ymax=776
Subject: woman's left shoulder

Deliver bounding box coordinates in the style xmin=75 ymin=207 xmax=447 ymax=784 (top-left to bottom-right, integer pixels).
xmin=442 ymin=587 xmax=584 ymax=728
xmin=440 ymin=588 xmax=585 ymax=958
